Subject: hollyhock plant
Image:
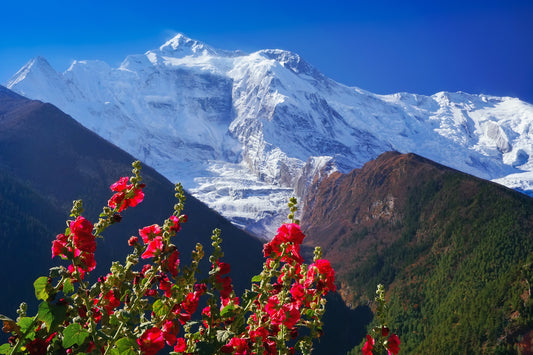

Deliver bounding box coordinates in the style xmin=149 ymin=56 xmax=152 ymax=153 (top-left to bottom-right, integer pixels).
xmin=0 ymin=161 xmax=384 ymax=355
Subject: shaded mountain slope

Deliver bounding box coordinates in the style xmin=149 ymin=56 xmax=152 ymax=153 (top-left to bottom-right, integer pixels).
xmin=0 ymin=87 xmax=363 ymax=354
xmin=302 ymin=151 xmax=533 ymax=353
xmin=0 ymin=86 xmax=264 ymax=317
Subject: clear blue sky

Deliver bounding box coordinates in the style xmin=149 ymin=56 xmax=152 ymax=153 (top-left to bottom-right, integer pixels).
xmin=1 ymin=0 xmax=532 ymax=103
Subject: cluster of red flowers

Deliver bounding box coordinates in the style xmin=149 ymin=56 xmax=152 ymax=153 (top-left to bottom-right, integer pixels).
xmin=363 ymin=326 xmax=401 ymax=355
xmin=107 ymin=176 xmax=145 ymax=212
xmin=213 ymin=223 xmax=337 ymax=354
xmin=6 ymin=171 xmax=347 ymax=355
xmin=51 ymin=216 xmax=96 ymax=279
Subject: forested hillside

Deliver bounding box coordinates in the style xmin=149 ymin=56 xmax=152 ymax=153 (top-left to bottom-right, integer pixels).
xmin=303 ymin=151 xmax=533 ymax=353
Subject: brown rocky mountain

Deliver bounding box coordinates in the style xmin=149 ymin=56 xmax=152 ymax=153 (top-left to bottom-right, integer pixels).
xmin=301 ymin=150 xmax=533 ymax=353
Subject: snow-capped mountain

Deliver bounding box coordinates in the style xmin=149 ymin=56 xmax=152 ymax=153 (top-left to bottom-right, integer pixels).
xmin=7 ymin=33 xmax=533 ymax=238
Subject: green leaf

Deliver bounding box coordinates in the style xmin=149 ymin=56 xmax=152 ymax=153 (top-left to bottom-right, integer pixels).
xmin=251 ymin=274 xmax=262 ymax=282
xmin=152 ymin=299 xmax=169 ymax=317
xmin=37 ymin=301 xmax=66 ymax=332
xmin=220 ymin=304 xmax=235 ymax=318
xmin=114 ymin=337 xmax=137 ymax=355
xmin=34 ymin=276 xmax=49 ymax=301
xmin=0 ymin=343 xmax=11 ymax=354
xmin=17 ymin=317 xmax=35 ymax=334
xmin=62 ymin=323 xmax=90 ymax=348
xmin=63 ymin=278 xmax=74 ymax=295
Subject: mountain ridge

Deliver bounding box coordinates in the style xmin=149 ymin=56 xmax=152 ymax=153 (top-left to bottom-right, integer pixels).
xmin=301 ymin=151 xmax=533 ymax=353
xmin=6 ymin=33 xmax=533 ymax=238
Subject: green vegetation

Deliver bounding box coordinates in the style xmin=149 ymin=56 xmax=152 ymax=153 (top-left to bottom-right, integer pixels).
xmin=344 ymin=172 xmax=533 ymax=353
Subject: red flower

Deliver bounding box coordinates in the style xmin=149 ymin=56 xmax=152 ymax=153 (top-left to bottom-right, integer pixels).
xmin=103 ymin=289 xmax=120 ymax=315
xmin=277 ymin=223 xmax=305 ymax=245
xmin=141 ymin=236 xmax=163 ymax=259
xmin=70 ymin=216 xmax=96 ymax=253
xmin=108 ymin=177 xmax=144 ymax=212
xmin=51 ymin=233 xmax=69 ymax=258
xmin=128 ymin=236 xmax=139 ymax=246
xmin=110 ymin=177 xmax=129 ymax=192
xmin=174 ymin=337 xmax=187 ymax=353
xmin=386 ymin=333 xmax=401 ymax=355
xmin=162 ymin=319 xmax=180 ymax=346
xmin=137 ymin=327 xmax=165 ymax=355
xmin=139 ymin=224 xmax=162 ymax=243
xmin=168 ymin=215 xmax=181 ymax=233
xmin=306 ymin=259 xmax=336 ymax=294
xmin=223 ymin=337 xmax=250 ymax=354
xmin=362 ymin=334 xmax=374 ymax=355
xmin=163 ymin=250 xmax=180 ymax=277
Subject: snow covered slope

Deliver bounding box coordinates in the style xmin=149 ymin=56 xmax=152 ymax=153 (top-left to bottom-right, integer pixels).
xmin=7 ymin=34 xmax=533 ymax=237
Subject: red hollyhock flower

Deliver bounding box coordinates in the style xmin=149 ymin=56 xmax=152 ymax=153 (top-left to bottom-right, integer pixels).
xmin=51 ymin=233 xmax=70 ymax=258
xmin=163 ymin=249 xmax=180 ymax=277
xmin=141 ymin=236 xmax=163 ymax=259
xmin=225 ymin=337 xmax=250 ymax=354
xmin=162 ymin=319 xmax=180 ymax=346
xmin=110 ymin=177 xmax=129 ymax=192
xmin=104 ymin=290 xmax=121 ymax=314
xmin=159 ymin=275 xmax=172 ymax=297
xmin=306 ymin=259 xmax=336 ymax=294
xmin=387 ymin=333 xmax=401 ymax=355
xmin=174 ymin=338 xmax=187 ymax=353
xmin=277 ymin=223 xmax=305 ymax=245
xmin=362 ymin=334 xmax=374 ymax=355
xmin=139 ymin=224 xmax=162 ymax=243
xmin=168 ymin=215 xmax=181 ymax=233
xmin=70 ymin=216 xmax=96 ymax=253
xmin=108 ymin=177 xmax=144 ymax=212
xmin=137 ymin=327 xmax=165 ymax=355
xmin=217 ymin=261 xmax=231 ymax=275
xmin=128 ymin=236 xmax=138 ymax=246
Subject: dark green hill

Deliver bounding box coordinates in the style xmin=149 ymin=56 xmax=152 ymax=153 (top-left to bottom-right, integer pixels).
xmin=302 ymin=151 xmax=533 ymax=353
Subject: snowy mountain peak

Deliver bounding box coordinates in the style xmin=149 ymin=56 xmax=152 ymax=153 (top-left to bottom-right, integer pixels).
xmin=258 ymin=49 xmax=321 ymax=78
xmin=7 ymin=56 xmax=57 ymax=88
xmin=6 ymin=34 xmax=533 ymax=238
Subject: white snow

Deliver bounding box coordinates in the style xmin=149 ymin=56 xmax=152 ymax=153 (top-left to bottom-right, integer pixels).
xmin=6 ymin=33 xmax=533 ymax=238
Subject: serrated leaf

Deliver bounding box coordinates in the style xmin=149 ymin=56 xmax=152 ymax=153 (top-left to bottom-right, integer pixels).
xmin=63 ymin=278 xmax=74 ymax=295
xmin=251 ymin=274 xmax=262 ymax=282
xmin=34 ymin=276 xmax=49 ymax=301
xmin=62 ymin=323 xmax=90 ymax=348
xmin=0 ymin=343 xmax=11 ymax=354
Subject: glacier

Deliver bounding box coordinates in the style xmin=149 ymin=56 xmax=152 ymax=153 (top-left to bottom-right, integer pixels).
xmin=6 ymin=33 xmax=533 ymax=238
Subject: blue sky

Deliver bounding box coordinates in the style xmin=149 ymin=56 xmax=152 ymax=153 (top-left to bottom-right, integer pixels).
xmin=1 ymin=0 xmax=532 ymax=102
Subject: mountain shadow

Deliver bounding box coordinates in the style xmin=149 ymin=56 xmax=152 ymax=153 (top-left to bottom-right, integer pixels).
xmin=0 ymin=85 xmax=264 ymax=319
